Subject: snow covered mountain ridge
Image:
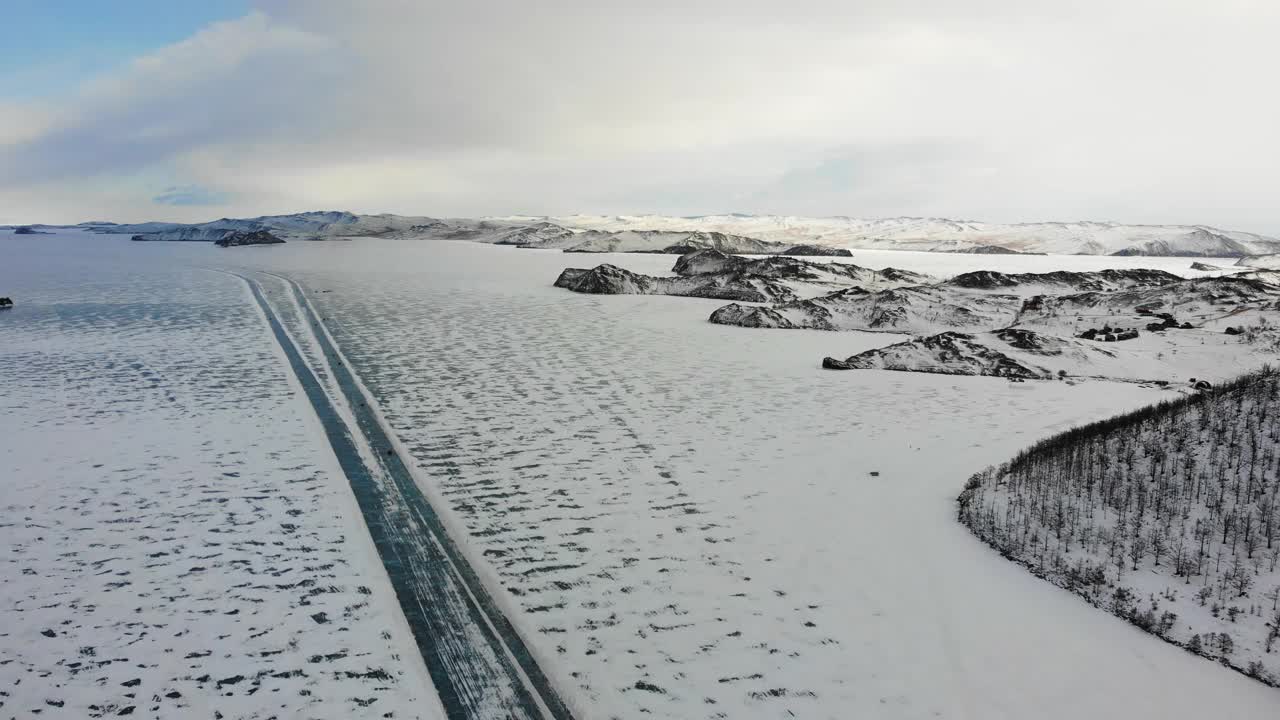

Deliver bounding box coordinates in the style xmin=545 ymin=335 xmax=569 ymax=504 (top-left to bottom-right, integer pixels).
xmin=74 ymin=211 xmax=1280 ymax=256
xmin=513 ymin=214 xmax=1280 ymax=257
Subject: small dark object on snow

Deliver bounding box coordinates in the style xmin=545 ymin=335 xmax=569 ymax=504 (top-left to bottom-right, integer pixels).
xmin=1225 ymin=326 xmax=1243 ymax=335
xmin=1193 ymin=380 xmax=1213 ymax=391
xmin=869 ymin=471 xmax=880 ymax=477
xmin=0 ymin=297 xmax=13 ymax=308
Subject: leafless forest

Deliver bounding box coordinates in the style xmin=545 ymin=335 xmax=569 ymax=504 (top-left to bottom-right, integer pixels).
xmin=960 ymin=367 xmax=1280 ymax=685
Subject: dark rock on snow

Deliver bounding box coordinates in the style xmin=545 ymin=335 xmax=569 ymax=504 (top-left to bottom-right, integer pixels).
xmin=781 ymin=244 xmax=853 ymax=257
xmin=214 ymin=230 xmax=285 ymax=247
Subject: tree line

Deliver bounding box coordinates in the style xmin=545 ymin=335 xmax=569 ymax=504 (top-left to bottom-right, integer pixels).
xmin=960 ymin=366 xmax=1280 ymax=686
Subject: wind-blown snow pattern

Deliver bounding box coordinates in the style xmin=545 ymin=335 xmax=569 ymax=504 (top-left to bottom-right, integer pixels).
xmin=238 ymin=272 xmax=572 ymax=720
xmin=6 ymin=232 xmax=1280 ymax=719
xmin=0 ymin=234 xmax=443 ymax=719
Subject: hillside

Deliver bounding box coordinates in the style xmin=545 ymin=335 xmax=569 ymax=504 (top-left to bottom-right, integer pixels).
xmin=83 ymin=211 xmax=1280 ymax=256
xmin=1239 ymin=255 xmax=1280 ymax=270
xmin=104 ymin=211 xmax=436 ymax=241
xmin=709 ymin=268 xmax=1280 ymax=382
xmin=554 ymin=249 xmax=931 ymax=304
xmin=958 ymin=367 xmax=1280 ymax=686
xmin=516 ymin=214 xmax=1280 ymax=257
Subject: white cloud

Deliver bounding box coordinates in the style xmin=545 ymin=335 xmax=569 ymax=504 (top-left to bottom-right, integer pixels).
xmin=2 ymin=1 xmax=1278 ymax=231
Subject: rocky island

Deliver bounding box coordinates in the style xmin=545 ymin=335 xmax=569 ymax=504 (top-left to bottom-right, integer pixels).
xmin=555 ymin=248 xmax=930 ymax=303
xmin=214 ymin=229 xmax=285 ymax=247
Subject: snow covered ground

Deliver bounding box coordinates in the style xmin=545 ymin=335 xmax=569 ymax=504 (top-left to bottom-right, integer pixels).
xmin=0 ymin=233 xmax=441 ymax=719
xmin=5 ymin=232 xmax=1280 ymax=719
xmin=231 ymin=239 xmax=1279 ymax=717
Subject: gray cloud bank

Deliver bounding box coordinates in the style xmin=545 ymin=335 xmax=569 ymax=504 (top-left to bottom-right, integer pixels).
xmin=1 ymin=0 xmax=1277 ymax=232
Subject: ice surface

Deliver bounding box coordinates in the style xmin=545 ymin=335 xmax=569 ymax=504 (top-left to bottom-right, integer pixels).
xmin=0 ymin=233 xmax=442 ymax=719
xmin=4 ymin=232 xmax=1279 ymax=719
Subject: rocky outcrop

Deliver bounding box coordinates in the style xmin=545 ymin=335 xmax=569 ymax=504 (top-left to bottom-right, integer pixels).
xmin=710 ymin=285 xmax=1023 ymax=334
xmin=561 ymin=229 xmax=789 ymax=254
xmin=1236 ymin=253 xmax=1280 ymax=270
xmin=214 ymin=230 xmax=285 ymax=247
xmin=822 ymin=332 xmax=1049 ymax=378
xmin=492 ymin=222 xmax=577 ymax=247
xmin=1016 ymin=276 xmax=1280 ymax=329
xmin=946 ymin=245 xmax=1025 ymax=254
xmin=705 ymin=303 xmax=796 ymax=328
xmin=14 ymin=226 xmax=50 ymax=235
xmin=946 ymin=268 xmax=1181 ymax=293
xmin=554 ymin=264 xmax=795 ymax=303
xmin=556 ymin=249 xmax=934 ymax=307
xmin=708 ymin=268 xmax=1280 ymax=348
xmin=669 ymin=249 xmax=930 ymax=286
xmin=781 ymin=244 xmax=853 ymax=257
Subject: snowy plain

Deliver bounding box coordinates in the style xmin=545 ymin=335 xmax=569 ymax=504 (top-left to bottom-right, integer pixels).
xmin=0 ymin=233 xmax=442 ymax=719
xmin=3 ymin=231 xmax=1278 ymax=719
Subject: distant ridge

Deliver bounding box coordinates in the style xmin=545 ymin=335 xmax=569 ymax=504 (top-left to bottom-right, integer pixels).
xmin=63 ymin=211 xmax=1280 ymax=256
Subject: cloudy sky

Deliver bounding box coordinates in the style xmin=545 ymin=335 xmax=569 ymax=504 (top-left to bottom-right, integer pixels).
xmin=3 ymin=1 xmax=1278 ymax=232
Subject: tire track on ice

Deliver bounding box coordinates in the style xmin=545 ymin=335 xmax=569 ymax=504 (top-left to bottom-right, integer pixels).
xmin=231 ymin=271 xmax=575 ymax=720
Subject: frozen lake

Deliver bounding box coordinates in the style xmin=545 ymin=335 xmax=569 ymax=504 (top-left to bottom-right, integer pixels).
xmin=3 ymin=231 xmax=1277 ymax=719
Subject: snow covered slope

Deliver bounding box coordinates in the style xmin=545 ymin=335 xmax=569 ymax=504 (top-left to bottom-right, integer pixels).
xmin=91 ymin=210 xmax=1280 ymax=256
xmin=509 ymin=214 xmax=1280 ymax=257
xmin=106 ymin=211 xmax=438 ymax=242
xmin=556 ymin=249 xmax=931 ymax=304
xmin=1237 ymin=254 xmax=1280 ymax=269
xmin=960 ymin=367 xmax=1280 ymax=686
xmin=710 ymin=268 xmax=1280 ymax=381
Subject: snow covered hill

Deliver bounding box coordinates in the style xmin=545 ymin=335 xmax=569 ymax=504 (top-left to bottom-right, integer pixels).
xmin=89 ymin=211 xmax=1280 ymax=256
xmin=554 ymin=249 xmax=930 ymax=304
xmin=510 ymin=214 xmax=1280 ymax=257
xmin=104 ymin=213 xmax=804 ymax=254
xmin=707 ymin=266 xmax=1280 ymax=382
xmin=822 ymin=329 xmax=1128 ymax=378
xmin=1238 ymin=254 xmax=1280 ymax=270
xmin=105 ymin=210 xmax=437 ymax=242
xmin=959 ymin=367 xmax=1280 ymax=687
